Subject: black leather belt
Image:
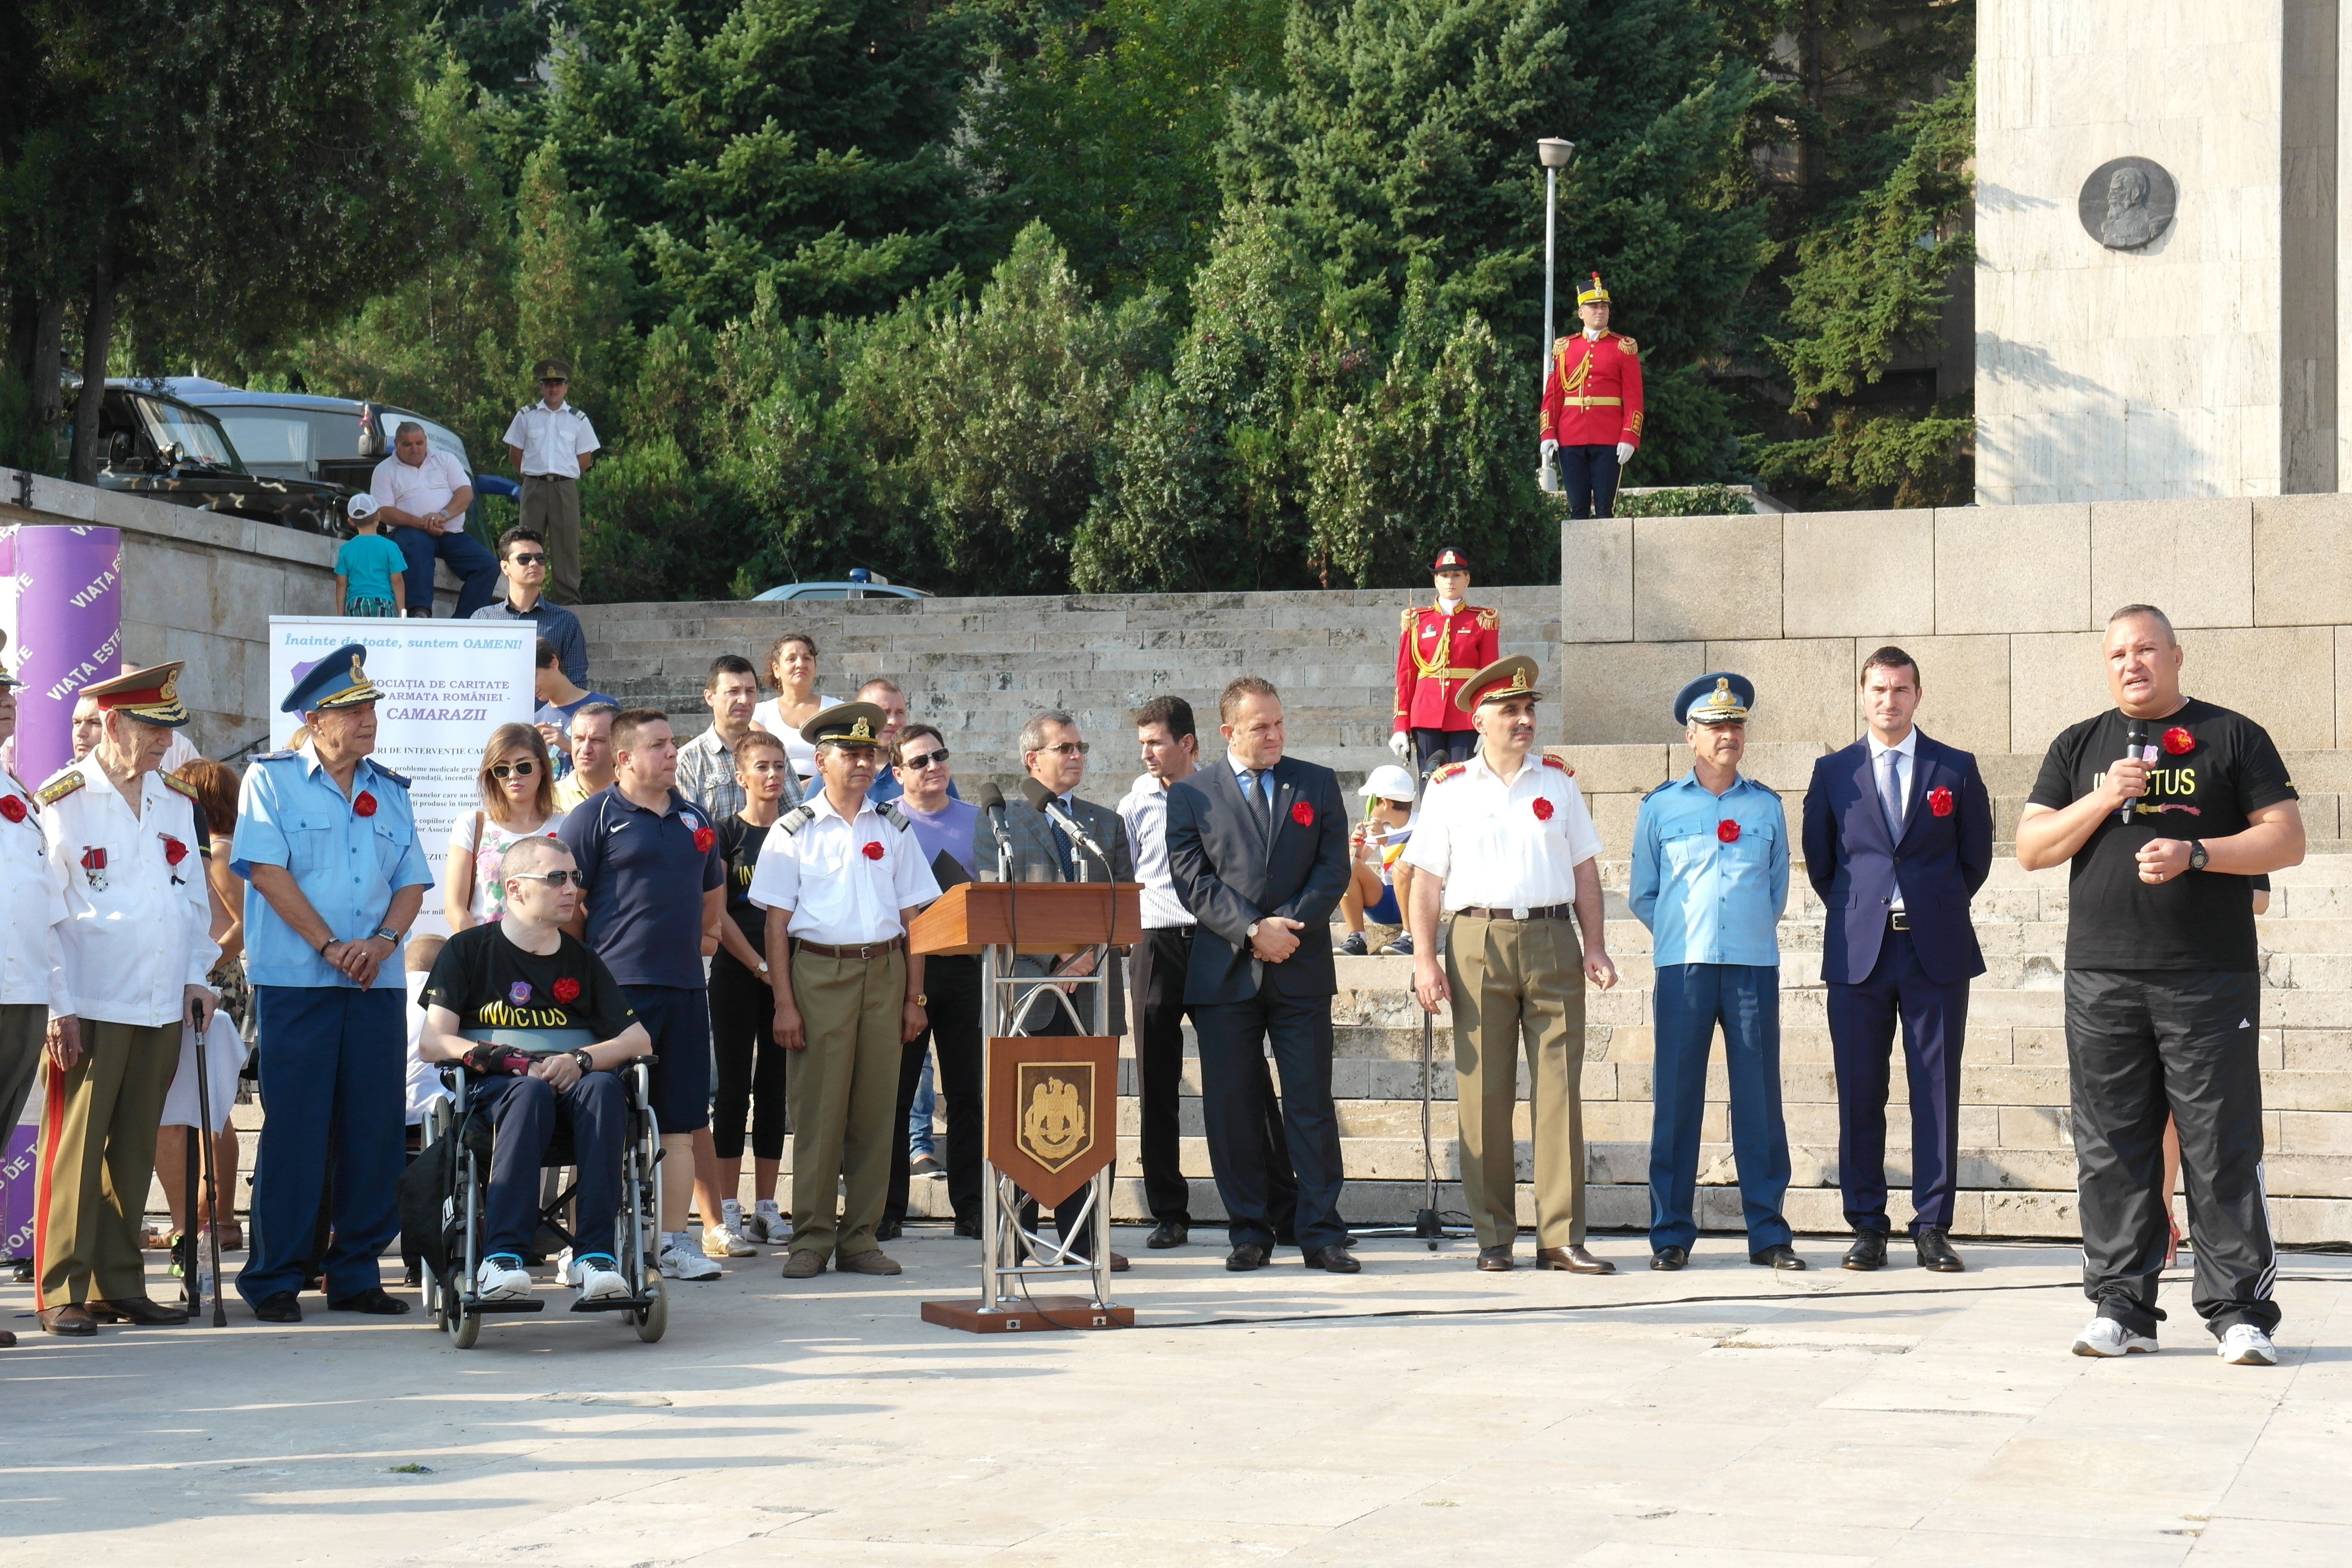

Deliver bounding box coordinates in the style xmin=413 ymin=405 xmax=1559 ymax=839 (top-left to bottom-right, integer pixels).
xmin=791 ymin=936 xmax=904 ymax=959
xmin=1889 ymin=911 xmax=1910 ymax=931
xmin=1453 ymin=904 xmax=1573 ymax=922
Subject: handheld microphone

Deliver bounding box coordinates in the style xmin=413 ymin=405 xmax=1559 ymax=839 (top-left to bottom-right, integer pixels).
xmin=1021 ymin=777 xmax=1112 ymax=869
xmin=2119 ymin=718 xmax=2149 ymax=825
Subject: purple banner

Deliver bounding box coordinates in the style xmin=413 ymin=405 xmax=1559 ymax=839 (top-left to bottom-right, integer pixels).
xmin=0 ymin=525 xmax=123 ymax=782
xmin=1 ymin=1120 xmax=34 ymax=1265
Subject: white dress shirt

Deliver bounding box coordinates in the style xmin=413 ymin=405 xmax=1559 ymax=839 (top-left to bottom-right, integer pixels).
xmin=499 ymin=399 xmax=601 ymax=479
xmin=1 ymin=770 xmax=74 ymax=1013
xmin=746 ymin=789 xmax=942 ymax=946
xmin=1869 ymin=726 xmax=1919 ymax=912
xmin=1116 ymin=771 xmax=1194 ymax=929
xmin=1403 ymin=749 xmax=1603 ymax=911
xmin=371 ymin=448 xmax=472 ymax=518
xmin=39 ymin=764 xmax=217 ymax=1026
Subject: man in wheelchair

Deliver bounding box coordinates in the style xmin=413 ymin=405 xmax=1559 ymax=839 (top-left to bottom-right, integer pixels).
xmin=418 ymin=835 xmax=651 ymax=1306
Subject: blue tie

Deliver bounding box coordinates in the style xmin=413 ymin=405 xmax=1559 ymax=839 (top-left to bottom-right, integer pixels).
xmin=1050 ymin=798 xmax=1077 ymax=880
xmin=1256 ymin=768 xmax=1277 ymax=833
xmin=1880 ymin=749 xmax=1905 ymax=841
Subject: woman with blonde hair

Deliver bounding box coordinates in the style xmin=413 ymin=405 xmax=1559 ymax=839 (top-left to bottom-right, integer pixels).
xmin=748 ymin=631 xmax=838 ymax=784
xmin=441 ymin=723 xmax=569 ymax=929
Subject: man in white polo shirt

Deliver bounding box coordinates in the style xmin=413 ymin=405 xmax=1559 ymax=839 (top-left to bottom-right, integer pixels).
xmin=501 ymin=360 xmax=600 ymax=606
xmin=370 ymin=423 xmax=499 ymax=618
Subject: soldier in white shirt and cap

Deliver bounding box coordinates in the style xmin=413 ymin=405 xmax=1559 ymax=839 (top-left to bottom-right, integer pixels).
xmin=1403 ymin=655 xmax=1619 ymax=1275
xmin=501 ymin=359 xmax=600 ymax=606
xmin=32 ymin=661 xmax=217 ymax=1335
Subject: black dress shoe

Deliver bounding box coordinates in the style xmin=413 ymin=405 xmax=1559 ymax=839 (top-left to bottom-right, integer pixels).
xmin=253 ymin=1292 xmax=303 ymax=1323
xmin=1225 ymin=1243 xmax=1270 ymax=1272
xmin=875 ymin=1221 xmax=903 ymax=1242
xmin=1303 ymin=1245 xmax=1361 ymax=1274
xmin=89 ymin=1296 xmax=189 ymax=1325
xmin=1147 ymin=1221 xmax=1188 ymax=1250
xmin=1913 ymin=1226 xmax=1966 ymax=1273
xmin=1476 ymin=1246 xmax=1514 ymax=1272
xmin=952 ymin=1216 xmax=983 ymax=1240
xmin=1843 ymin=1231 xmax=1889 ymax=1271
xmin=1749 ymin=1243 xmax=1806 ymax=1270
xmin=327 ymin=1286 xmax=413 ymax=1315
xmin=1650 ymin=1246 xmax=1688 ymax=1271
xmin=37 ymin=1304 xmax=98 ymax=1336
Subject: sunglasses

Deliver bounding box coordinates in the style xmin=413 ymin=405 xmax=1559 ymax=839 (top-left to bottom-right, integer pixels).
xmin=510 ymin=869 xmax=580 ymax=887
xmin=508 ymin=552 xmax=548 ymax=566
xmin=488 ymin=760 xmax=539 ymax=779
xmin=1036 ymin=741 xmax=1090 ymax=757
xmin=900 ymin=747 xmax=950 ymax=770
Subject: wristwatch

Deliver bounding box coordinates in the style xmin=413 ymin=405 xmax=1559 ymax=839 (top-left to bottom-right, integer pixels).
xmin=2187 ymin=840 xmax=2208 ymax=873
xmin=570 ymin=1049 xmax=595 ymax=1074
xmin=372 ymin=926 xmax=403 ymax=946
xmin=1246 ymin=921 xmax=1261 ymax=940
xmin=756 ymin=960 xmax=771 ymax=975
xmin=913 ymin=993 xmax=928 ymax=1007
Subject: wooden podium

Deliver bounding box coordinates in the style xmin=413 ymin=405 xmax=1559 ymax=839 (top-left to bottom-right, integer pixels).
xmin=912 ymin=880 xmax=1142 ymax=1333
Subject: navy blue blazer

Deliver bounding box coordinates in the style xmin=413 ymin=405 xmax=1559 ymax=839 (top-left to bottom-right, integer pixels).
xmin=1164 ymin=755 xmax=1351 ymax=1007
xmin=1800 ymin=732 xmax=1993 ymax=986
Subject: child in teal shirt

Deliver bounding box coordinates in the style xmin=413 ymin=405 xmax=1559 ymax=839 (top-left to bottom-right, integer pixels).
xmin=335 ymin=493 xmax=407 ymax=617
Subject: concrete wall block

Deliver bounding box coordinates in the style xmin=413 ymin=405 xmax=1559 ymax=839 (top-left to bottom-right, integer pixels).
xmin=1873 ymin=635 xmax=2015 ymax=758
xmin=1935 ymin=504 xmax=2092 ymax=634
xmin=1702 ymin=639 xmax=1855 ymax=747
xmin=1633 ymin=515 xmax=1784 ymax=643
xmin=1561 ymin=517 xmax=1633 ymax=643
xmin=2007 ymin=631 xmax=2110 ymax=754
xmin=1782 ymin=511 xmax=1935 ymax=639
xmin=2254 ymin=491 xmax=2352 ymax=625
xmin=1558 ymin=641 xmax=1705 ymax=745
xmin=2179 ymin=626 xmax=2336 ymax=748
xmin=2089 ymin=497 xmax=2255 ymax=628
xmin=1545 ymin=743 xmax=1673 ymax=794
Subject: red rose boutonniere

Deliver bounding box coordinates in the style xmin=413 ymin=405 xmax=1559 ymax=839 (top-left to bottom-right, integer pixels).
xmin=1928 ymin=787 xmax=1954 ymax=818
xmin=161 ymin=834 xmax=189 ymax=884
xmin=1716 ymin=819 xmax=1741 ymax=844
xmin=2162 ymin=726 xmax=2196 ymax=756
xmin=1291 ymin=800 xmax=1314 ymax=827
xmin=353 ymin=791 xmax=378 ymax=818
xmin=551 ymin=977 xmax=582 ymax=1004
xmin=1532 ymin=797 xmax=1555 ymax=822
xmin=0 ymin=795 xmax=24 ymax=824
xmin=693 ymin=825 xmax=717 ymax=853
xmin=861 ymin=839 xmax=885 ymax=861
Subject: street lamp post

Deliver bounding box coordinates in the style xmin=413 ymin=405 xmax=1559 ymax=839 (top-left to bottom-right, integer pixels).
xmin=1536 ymin=138 xmax=1574 ymax=493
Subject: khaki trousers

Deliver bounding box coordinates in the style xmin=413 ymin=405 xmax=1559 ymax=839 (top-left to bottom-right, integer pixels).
xmin=1446 ymin=914 xmax=1588 ymax=1248
xmin=785 ymin=948 xmax=906 ymax=1260
xmin=37 ymin=1019 xmax=180 ymax=1305
xmin=520 ymin=474 xmax=582 ymax=605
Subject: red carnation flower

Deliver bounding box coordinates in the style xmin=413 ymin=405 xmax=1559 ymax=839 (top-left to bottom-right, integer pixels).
xmin=353 ymin=791 xmax=378 ymax=818
xmin=693 ymin=825 xmax=717 ymax=853
xmin=1716 ymin=818 xmax=1741 ymax=844
xmin=2162 ymin=726 xmax=2195 ymax=756
xmin=1532 ymin=797 xmax=1555 ymax=821
xmin=861 ymin=839 xmax=885 ymax=861
xmin=551 ymin=977 xmax=581 ymax=1004
xmin=161 ymin=835 xmax=189 ymax=866
xmin=0 ymin=795 xmax=24 ymax=824
xmin=1928 ymin=787 xmax=1954 ymax=818
xmin=1291 ymin=800 xmax=1314 ymax=827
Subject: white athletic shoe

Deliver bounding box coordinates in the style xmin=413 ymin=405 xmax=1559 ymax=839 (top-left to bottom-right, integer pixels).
xmin=476 ymin=1253 xmax=533 ymax=1302
xmin=753 ymin=1200 xmax=792 ymax=1245
xmin=660 ymin=1236 xmax=721 ymax=1280
xmin=702 ymin=1221 xmax=757 ymax=1258
xmin=721 ymin=1198 xmax=747 ymax=1240
xmin=570 ymin=1252 xmax=631 ymax=1304
xmin=2071 ymin=1317 xmax=2159 ymax=1357
xmin=2217 ymin=1324 xmax=2278 ymax=1366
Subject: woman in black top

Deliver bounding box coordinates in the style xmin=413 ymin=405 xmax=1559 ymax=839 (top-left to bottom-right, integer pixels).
xmin=707 ymin=729 xmax=795 ymax=1248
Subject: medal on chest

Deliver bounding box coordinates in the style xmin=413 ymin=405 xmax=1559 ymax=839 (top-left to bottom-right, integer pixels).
xmin=80 ymin=846 xmax=108 ymax=890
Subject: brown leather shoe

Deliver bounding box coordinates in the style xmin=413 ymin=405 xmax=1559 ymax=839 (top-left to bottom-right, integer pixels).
xmin=0 ymin=1329 xmax=15 ymax=1347
xmin=835 ymin=1249 xmax=903 ymax=1276
xmin=1534 ymin=1246 xmax=1617 ymax=1274
xmin=38 ymin=1304 xmax=98 ymax=1336
xmin=1476 ymin=1246 xmax=1514 ymax=1271
xmin=780 ymin=1250 xmax=829 ymax=1279
xmin=90 ymin=1296 xmax=191 ymax=1326
xmin=1109 ymin=1251 xmax=1131 ymax=1272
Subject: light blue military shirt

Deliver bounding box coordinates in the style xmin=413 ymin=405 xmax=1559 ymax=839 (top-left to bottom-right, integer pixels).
xmin=232 ymin=750 xmax=434 ymax=988
xmin=1629 ymin=770 xmax=1789 ymax=968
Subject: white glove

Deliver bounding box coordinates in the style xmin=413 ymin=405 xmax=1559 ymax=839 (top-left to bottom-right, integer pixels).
xmin=1540 ymin=438 xmax=1559 ymax=462
xmin=1387 ymin=731 xmax=1412 ymax=762
xmin=1616 ymin=442 xmax=1634 ymax=466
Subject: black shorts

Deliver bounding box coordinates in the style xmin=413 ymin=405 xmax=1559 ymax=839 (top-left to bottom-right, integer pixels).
xmin=622 ymin=983 xmax=711 ymax=1134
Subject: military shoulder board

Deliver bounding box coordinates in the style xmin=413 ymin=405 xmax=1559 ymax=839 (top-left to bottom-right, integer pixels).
xmin=1541 ymin=755 xmax=1574 ymax=775
xmin=249 ymin=750 xmax=298 ymax=763
xmin=164 ymin=774 xmax=201 ymax=800
xmin=37 ymin=771 xmax=86 ymax=805
xmin=879 ymin=801 xmax=910 ymax=831
xmin=1430 ymin=763 xmax=1469 ymax=785
xmin=374 ymin=765 xmax=413 ymax=789
xmin=773 ymin=804 xmax=819 ymax=839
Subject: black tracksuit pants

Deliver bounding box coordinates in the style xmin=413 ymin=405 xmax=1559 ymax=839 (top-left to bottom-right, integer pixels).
xmin=885 ymin=954 xmax=983 ymax=1228
xmin=1129 ymin=926 xmax=1196 ymax=1226
xmin=2065 ymin=968 xmax=2280 ymax=1339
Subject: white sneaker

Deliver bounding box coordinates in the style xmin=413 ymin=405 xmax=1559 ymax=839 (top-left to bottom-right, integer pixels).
xmin=570 ymin=1252 xmax=631 ymax=1304
xmin=660 ymin=1236 xmax=721 ymax=1280
xmin=2217 ymin=1324 xmax=2278 ymax=1366
xmin=753 ymin=1200 xmax=792 ymax=1245
xmin=476 ymin=1253 xmax=533 ymax=1302
xmin=2071 ymin=1317 xmax=2159 ymax=1357
xmin=702 ymin=1221 xmax=756 ymax=1259
xmin=721 ymin=1198 xmax=747 ymax=1239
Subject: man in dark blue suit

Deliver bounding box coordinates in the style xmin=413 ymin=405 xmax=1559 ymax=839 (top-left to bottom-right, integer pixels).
xmin=1801 ymin=646 xmax=1993 ymax=1273
xmin=1165 ymin=676 xmax=1359 ymax=1273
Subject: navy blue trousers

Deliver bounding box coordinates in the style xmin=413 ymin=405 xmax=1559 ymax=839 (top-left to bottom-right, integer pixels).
xmin=472 ymin=1070 xmax=628 ymax=1259
xmin=1195 ymin=992 xmax=1344 ymax=1253
xmin=1556 ymin=444 xmax=1622 ymax=519
xmin=623 ymin=984 xmax=711 ymax=1134
xmin=1649 ymin=963 xmax=1791 ymax=1251
xmin=239 ymin=984 xmax=407 ymax=1305
xmin=389 ymin=521 xmax=500 ymax=616
xmin=1827 ymin=930 xmax=1968 ymax=1234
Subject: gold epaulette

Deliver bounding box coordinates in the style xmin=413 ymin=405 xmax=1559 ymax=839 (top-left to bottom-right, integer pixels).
xmin=1542 ymin=755 xmax=1574 ymax=775
xmin=1475 ymin=606 xmax=1498 ymax=630
xmin=164 ymin=774 xmax=200 ymax=801
xmin=1431 ymin=763 xmax=1469 ymax=784
xmin=1617 ymin=335 xmax=1639 ymax=356
xmin=37 ymin=771 xmax=86 ymax=805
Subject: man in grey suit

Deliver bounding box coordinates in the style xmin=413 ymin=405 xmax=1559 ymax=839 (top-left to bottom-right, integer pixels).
xmin=1165 ymin=677 xmax=1359 ymax=1272
xmin=973 ymin=709 xmax=1134 ymax=1264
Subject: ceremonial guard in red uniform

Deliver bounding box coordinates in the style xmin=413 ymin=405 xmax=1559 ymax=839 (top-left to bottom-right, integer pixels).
xmin=1388 ymin=546 xmax=1499 ymax=783
xmin=1539 ymin=273 xmax=1645 ymax=520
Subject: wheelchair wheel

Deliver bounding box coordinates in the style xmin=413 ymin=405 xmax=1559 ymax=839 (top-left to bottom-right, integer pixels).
xmin=634 ymin=1279 xmax=668 ymax=1343
xmin=444 ymin=1269 xmax=481 ymax=1350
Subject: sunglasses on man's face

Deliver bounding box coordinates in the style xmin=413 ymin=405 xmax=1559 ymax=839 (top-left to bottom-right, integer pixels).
xmin=509 ymin=552 xmax=548 ymax=567
xmin=900 ymin=747 xmax=950 ymax=770
xmin=489 ymin=760 xmax=539 ymax=779
xmin=1038 ymin=741 xmax=1090 ymax=757
xmin=510 ymin=869 xmax=580 ymax=887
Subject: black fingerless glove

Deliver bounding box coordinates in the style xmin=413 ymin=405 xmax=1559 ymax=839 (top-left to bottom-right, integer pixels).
xmin=464 ymin=1042 xmax=533 ymax=1077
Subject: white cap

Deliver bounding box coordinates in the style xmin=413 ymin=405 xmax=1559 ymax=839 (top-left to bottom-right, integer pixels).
xmin=346 ymin=492 xmax=380 ymax=524
xmin=1358 ymin=763 xmax=1418 ymax=802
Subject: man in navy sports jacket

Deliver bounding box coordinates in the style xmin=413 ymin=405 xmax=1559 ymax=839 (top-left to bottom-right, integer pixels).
xmin=1801 ymin=646 xmax=1993 ymax=1273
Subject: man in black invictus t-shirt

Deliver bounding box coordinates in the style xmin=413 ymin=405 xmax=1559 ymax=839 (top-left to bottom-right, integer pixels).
xmin=2017 ymin=605 xmax=2303 ymax=1366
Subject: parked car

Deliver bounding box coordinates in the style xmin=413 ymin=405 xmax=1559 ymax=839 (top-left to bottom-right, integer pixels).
xmin=751 ymin=568 xmax=931 ymax=602
xmin=168 ymin=381 xmax=487 ymax=533
xmin=73 ymin=381 xmax=349 ymax=536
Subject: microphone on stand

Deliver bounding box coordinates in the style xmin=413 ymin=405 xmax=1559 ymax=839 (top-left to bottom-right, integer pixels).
xmin=1021 ymin=777 xmax=1112 ymax=873
xmin=977 ymin=781 xmax=1014 ymax=880
xmin=2119 ymin=717 xmax=2149 ymax=825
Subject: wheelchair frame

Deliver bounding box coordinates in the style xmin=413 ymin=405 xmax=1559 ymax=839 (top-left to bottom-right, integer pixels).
xmin=418 ymin=1058 xmax=669 ymax=1348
